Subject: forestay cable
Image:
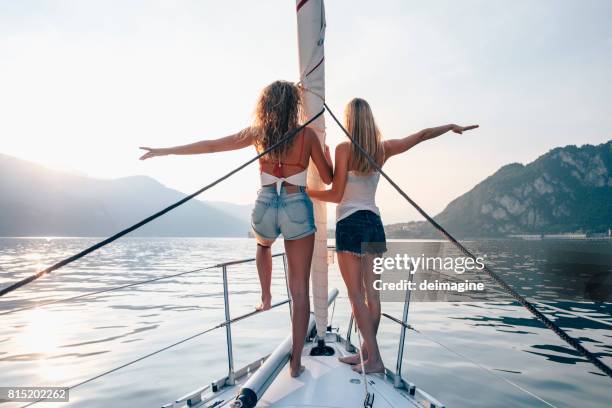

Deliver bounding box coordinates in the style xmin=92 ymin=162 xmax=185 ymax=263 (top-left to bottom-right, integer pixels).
xmin=0 ymin=111 xmax=324 ymax=298
xmin=323 ymin=102 xmax=612 ymax=378
xmin=427 ymin=268 xmax=612 ymax=328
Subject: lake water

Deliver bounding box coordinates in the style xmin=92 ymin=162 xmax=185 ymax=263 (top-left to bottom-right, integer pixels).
xmin=0 ymin=237 xmax=610 ymax=407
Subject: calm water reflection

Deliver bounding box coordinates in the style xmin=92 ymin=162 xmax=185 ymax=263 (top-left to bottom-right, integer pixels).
xmin=0 ymin=238 xmax=610 ymax=407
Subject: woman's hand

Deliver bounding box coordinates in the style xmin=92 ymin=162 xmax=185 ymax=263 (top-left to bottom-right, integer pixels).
xmin=451 ymin=124 xmax=479 ymax=134
xmin=139 ymin=147 xmax=167 ymax=160
xmin=385 ymin=124 xmax=480 ymax=160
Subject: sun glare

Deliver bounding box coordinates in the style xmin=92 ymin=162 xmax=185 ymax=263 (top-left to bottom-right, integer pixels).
xmin=15 ymin=309 xmax=73 ymax=382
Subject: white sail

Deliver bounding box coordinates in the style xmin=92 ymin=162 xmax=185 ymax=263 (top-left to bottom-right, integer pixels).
xmin=296 ymin=0 xmax=328 ymax=338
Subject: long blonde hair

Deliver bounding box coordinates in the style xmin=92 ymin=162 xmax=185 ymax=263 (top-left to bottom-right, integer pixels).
xmin=252 ymin=80 xmax=302 ymax=161
xmin=344 ymin=98 xmax=385 ymax=173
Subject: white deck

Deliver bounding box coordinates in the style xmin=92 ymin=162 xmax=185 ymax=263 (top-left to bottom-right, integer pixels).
xmin=258 ymin=340 xmax=420 ymax=408
xmin=168 ymin=333 xmax=440 ymax=408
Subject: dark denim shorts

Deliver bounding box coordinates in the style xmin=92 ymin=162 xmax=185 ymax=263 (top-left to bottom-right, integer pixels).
xmin=335 ymin=210 xmax=387 ymax=256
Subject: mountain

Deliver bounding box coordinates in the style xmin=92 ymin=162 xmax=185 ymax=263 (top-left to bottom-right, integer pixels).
xmin=386 ymin=141 xmax=612 ymax=238
xmin=206 ymin=201 xmax=254 ymax=223
xmin=0 ymin=154 xmax=249 ymax=237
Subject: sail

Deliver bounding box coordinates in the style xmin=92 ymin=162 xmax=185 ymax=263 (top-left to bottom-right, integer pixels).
xmin=296 ymin=0 xmax=328 ymax=338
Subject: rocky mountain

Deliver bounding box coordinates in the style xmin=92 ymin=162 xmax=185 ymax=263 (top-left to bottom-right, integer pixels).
xmin=0 ymin=153 xmax=249 ymax=237
xmin=386 ymin=141 xmax=612 ymax=238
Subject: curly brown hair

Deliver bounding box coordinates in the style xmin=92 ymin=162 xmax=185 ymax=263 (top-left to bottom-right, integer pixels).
xmin=252 ymin=80 xmax=302 ymax=162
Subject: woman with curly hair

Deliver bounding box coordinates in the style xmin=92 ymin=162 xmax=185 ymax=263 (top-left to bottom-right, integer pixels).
xmin=140 ymin=80 xmax=333 ymax=377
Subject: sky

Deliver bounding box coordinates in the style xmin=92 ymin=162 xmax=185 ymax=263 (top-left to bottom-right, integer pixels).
xmin=1 ymin=0 xmax=611 ymax=223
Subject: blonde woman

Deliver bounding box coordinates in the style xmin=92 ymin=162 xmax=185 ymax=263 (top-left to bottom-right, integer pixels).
xmin=140 ymin=80 xmax=333 ymax=377
xmin=308 ymin=98 xmax=477 ymax=373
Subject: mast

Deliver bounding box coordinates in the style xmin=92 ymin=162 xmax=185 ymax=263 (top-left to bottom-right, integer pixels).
xmin=296 ymin=0 xmax=328 ymax=339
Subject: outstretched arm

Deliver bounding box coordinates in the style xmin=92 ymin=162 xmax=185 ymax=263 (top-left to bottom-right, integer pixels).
xmin=384 ymin=124 xmax=478 ymax=161
xmin=139 ymin=128 xmax=253 ymax=160
xmin=308 ymin=142 xmax=349 ymax=203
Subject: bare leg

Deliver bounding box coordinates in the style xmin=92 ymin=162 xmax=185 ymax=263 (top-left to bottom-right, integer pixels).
xmin=337 ymin=252 xmax=384 ymax=374
xmin=255 ymin=243 xmax=273 ymax=311
xmin=341 ymin=255 xmax=381 ymax=365
xmin=353 ymin=253 xmax=384 ymax=373
xmin=339 ymin=270 xmax=367 ymax=365
xmin=362 ymin=253 xmax=381 ymax=335
xmin=284 ymin=234 xmax=315 ymax=378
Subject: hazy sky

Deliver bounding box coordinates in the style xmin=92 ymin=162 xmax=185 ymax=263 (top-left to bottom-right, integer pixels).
xmin=1 ymin=0 xmax=611 ymax=223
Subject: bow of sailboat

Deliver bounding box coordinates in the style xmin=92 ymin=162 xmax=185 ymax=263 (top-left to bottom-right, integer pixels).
xmin=163 ymin=281 xmax=444 ymax=408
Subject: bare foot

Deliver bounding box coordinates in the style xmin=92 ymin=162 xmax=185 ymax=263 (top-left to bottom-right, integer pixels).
xmin=339 ymin=354 xmax=363 ymax=365
xmin=255 ymin=296 xmax=272 ymax=311
xmin=352 ymin=359 xmax=385 ymax=374
xmin=290 ymin=364 xmax=306 ymax=378
xmin=289 ymin=353 xmax=306 ymax=378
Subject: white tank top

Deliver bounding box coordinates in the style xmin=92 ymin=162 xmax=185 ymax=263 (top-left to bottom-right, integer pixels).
xmin=336 ymin=171 xmax=381 ymax=222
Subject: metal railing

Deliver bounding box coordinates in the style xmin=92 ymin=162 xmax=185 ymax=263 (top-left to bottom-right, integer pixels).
xmin=394 ymin=265 xmax=414 ymax=387
xmin=214 ymin=253 xmax=290 ymax=388
xmin=168 ymin=253 xmax=291 ymax=408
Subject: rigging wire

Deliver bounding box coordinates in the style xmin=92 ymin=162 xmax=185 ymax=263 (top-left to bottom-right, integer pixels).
xmin=0 ymin=110 xmax=324 ymax=298
xmin=1 ymin=94 xmax=608 ymax=377
xmin=427 ymin=267 xmax=612 ymax=328
xmin=0 ymin=265 xmax=212 ymax=316
xmin=322 ymin=102 xmax=612 ymax=378
xmin=383 ymin=313 xmax=559 ymax=408
xmin=533 ymin=302 xmax=612 ymax=329
xmin=1 ymin=254 xmax=287 ymax=316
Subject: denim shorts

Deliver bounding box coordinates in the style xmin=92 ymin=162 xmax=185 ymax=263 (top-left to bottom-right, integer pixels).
xmin=335 ymin=210 xmax=387 ymax=256
xmin=251 ymin=185 xmax=316 ymax=243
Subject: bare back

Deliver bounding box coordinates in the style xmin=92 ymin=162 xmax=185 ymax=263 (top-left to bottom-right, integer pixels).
xmin=257 ymin=127 xmax=312 ymax=177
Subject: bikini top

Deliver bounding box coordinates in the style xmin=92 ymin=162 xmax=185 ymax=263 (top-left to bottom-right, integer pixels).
xmin=259 ymin=130 xmax=308 ymax=194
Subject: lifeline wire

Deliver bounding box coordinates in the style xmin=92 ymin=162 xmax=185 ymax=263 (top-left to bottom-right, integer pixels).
xmin=2 ymin=100 xmax=609 ymax=377
xmin=21 ymin=299 xmax=290 ymax=407
xmin=1 ymin=253 xmax=287 ymax=316
xmin=0 ymin=265 xmax=212 ymax=316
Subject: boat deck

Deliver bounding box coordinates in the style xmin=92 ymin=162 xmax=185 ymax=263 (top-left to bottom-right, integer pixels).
xmin=258 ymin=340 xmax=420 ymax=408
xmin=168 ymin=331 xmax=442 ymax=408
